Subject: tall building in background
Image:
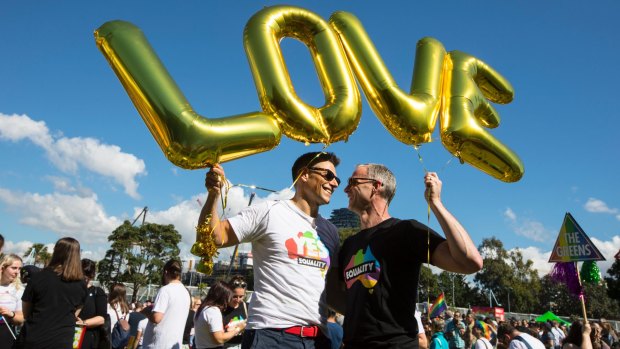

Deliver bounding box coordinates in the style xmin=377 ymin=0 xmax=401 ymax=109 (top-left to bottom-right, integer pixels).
xmin=328 ymin=208 xmax=360 ymax=229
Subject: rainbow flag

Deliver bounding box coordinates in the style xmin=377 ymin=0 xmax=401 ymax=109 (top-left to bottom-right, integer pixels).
xmin=475 ymin=320 xmax=491 ymax=339
xmin=429 ymin=292 xmax=447 ymax=318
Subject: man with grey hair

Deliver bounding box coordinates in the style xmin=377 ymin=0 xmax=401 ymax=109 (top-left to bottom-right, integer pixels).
xmin=333 ymin=164 xmax=483 ymax=348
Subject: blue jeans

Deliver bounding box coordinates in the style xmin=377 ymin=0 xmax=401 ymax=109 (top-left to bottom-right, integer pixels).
xmin=241 ymin=329 xmax=331 ymax=349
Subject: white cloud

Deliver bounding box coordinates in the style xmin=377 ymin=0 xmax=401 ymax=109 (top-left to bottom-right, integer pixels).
xmin=503 ymin=208 xmax=549 ymax=242
xmin=504 ymin=208 xmax=517 ymax=221
xmin=0 ymin=113 xmax=52 ymax=147
xmin=0 ymin=113 xmax=146 ymax=199
xmin=584 ymin=198 xmax=619 ymax=220
xmin=2 ymin=240 xmax=36 ymax=257
xmin=510 ymin=236 xmax=620 ymax=278
xmin=144 ymin=185 xmax=294 ymax=261
xmin=590 ymin=236 xmax=620 ymax=278
xmin=512 ymin=246 xmax=552 ymax=276
xmin=0 ymin=187 xmax=122 ymax=243
xmin=45 ymin=175 xmax=94 ymax=197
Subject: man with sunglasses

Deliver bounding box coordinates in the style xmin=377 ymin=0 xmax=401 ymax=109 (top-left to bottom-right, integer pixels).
xmin=198 ymin=152 xmax=342 ymax=349
xmin=334 ymin=164 xmax=483 ymax=349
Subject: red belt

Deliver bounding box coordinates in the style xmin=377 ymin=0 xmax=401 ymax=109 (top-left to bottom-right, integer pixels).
xmin=283 ymin=325 xmax=321 ymax=337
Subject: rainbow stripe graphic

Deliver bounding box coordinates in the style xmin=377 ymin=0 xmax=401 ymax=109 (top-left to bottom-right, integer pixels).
xmin=475 ymin=320 xmax=491 ymax=339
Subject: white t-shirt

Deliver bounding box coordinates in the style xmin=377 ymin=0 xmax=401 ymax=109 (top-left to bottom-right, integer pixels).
xmin=475 ymin=338 xmax=493 ymax=349
xmin=137 ymin=318 xmax=148 ymax=346
xmin=142 ymin=282 xmax=191 ymax=349
xmin=510 ymin=333 xmax=546 ymax=349
xmin=551 ymin=327 xmax=565 ymax=348
xmin=228 ymin=200 xmax=339 ymax=331
xmin=194 ymin=306 xmax=225 ymax=349
xmin=0 ymin=283 xmax=23 ymax=324
xmin=107 ymin=303 xmax=128 ymax=333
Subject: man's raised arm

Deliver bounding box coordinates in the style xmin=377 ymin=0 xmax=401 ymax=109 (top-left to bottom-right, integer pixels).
xmin=198 ymin=164 xmax=239 ymax=248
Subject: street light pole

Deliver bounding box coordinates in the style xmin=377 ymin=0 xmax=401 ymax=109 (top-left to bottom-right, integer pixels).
xmin=451 ymin=273 xmax=456 ymax=308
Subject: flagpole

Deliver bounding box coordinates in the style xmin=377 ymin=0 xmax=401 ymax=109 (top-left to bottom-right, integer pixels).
xmin=575 ymin=261 xmax=588 ymax=323
xmin=1 ymin=315 xmax=16 ymax=340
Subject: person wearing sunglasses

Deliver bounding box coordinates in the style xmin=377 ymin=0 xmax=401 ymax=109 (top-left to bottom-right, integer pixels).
xmin=198 ymin=152 xmax=342 ymax=349
xmin=332 ymin=164 xmax=483 ymax=349
xmin=222 ymin=275 xmax=248 ymax=349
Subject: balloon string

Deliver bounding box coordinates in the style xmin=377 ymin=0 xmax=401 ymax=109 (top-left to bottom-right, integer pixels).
xmin=413 ymin=144 xmax=455 ymax=174
xmin=413 ymin=144 xmax=454 ymax=320
xmin=427 ymin=201 xmax=431 ymax=321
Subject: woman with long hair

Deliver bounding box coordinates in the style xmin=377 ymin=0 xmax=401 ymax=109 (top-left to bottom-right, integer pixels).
xmin=222 ymin=275 xmax=248 ymax=349
xmin=194 ymin=281 xmax=246 ymax=349
xmin=562 ymin=320 xmax=592 ymax=349
xmin=107 ymin=283 xmax=130 ymax=333
xmin=77 ymin=258 xmax=108 ymax=349
xmin=0 ymin=254 xmax=24 ymax=346
xmin=20 ymin=237 xmax=88 ymax=348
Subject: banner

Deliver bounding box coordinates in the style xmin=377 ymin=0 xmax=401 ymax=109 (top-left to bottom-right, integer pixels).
xmin=548 ymin=213 xmax=605 ymax=262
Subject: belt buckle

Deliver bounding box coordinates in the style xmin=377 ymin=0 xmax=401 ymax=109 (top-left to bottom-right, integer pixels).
xmin=299 ymin=325 xmax=306 ymax=338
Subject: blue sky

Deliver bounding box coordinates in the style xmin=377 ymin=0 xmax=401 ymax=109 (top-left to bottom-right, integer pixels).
xmin=1 ymin=1 xmax=618 ymax=276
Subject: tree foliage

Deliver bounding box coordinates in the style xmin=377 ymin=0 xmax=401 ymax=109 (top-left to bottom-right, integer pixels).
xmin=475 ymin=238 xmax=541 ymax=313
xmin=337 ymin=227 xmax=358 ymax=245
xmin=98 ymin=220 xmax=182 ymax=301
xmin=418 ymin=265 xmax=441 ymax=304
xmin=23 ymin=243 xmax=51 ymax=267
xmin=604 ymin=258 xmax=620 ymax=303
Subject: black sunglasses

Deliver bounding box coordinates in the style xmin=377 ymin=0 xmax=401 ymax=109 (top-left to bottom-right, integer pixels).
xmin=347 ymin=177 xmax=382 ymax=187
xmin=307 ymin=167 xmax=341 ymax=185
xmin=232 ymin=280 xmax=247 ymax=288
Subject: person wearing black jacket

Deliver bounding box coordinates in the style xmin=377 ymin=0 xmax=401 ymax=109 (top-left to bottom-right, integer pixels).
xmin=77 ymin=258 xmax=108 ymax=349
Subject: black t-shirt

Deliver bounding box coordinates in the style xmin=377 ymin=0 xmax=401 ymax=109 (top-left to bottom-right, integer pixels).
xmin=128 ymin=310 xmax=147 ymax=338
xmin=316 ymin=216 xmax=340 ymax=264
xmin=183 ymin=310 xmax=195 ymax=344
xmin=221 ymin=302 xmax=248 ymax=345
xmin=80 ymin=285 xmax=108 ymax=349
xmin=21 ymin=268 xmax=88 ymax=349
xmin=338 ymin=218 xmax=445 ymax=349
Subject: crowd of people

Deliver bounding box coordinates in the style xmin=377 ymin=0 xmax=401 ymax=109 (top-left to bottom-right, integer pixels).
xmin=0 ymin=234 xmax=261 ymax=349
xmin=0 ymin=151 xmax=618 ymax=349
xmin=421 ymin=310 xmax=619 ymax=349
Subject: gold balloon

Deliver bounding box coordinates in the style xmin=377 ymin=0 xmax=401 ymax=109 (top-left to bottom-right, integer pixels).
xmin=330 ymin=11 xmax=446 ymax=145
xmin=440 ymin=51 xmax=524 ymax=182
xmin=95 ymin=21 xmax=281 ymax=169
xmin=243 ymin=6 xmax=361 ymax=144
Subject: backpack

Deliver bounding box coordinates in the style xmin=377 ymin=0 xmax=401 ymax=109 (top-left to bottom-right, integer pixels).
xmin=111 ymin=307 xmax=131 ymax=349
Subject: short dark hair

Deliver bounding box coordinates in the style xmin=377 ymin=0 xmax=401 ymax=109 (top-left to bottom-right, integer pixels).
xmin=497 ymin=323 xmax=516 ymax=339
xmin=291 ymin=152 xmax=340 ymax=181
xmin=163 ymin=259 xmax=182 ymax=279
xmin=81 ymin=258 xmax=97 ymax=279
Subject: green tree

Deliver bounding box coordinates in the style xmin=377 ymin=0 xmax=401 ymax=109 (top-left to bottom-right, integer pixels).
xmin=98 ymin=220 xmax=182 ymax=301
xmin=604 ymin=258 xmax=620 ymax=303
xmin=536 ymin=275 xmax=572 ymax=314
xmin=23 ymin=243 xmax=51 ymax=267
xmin=418 ymin=265 xmax=441 ymax=304
xmin=506 ymin=248 xmax=541 ymax=312
xmin=438 ymin=271 xmax=479 ymax=308
xmin=474 ymin=237 xmax=541 ymax=312
xmin=337 ymin=227 xmax=358 ymax=245
xmin=582 ymin=283 xmax=620 ymax=319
